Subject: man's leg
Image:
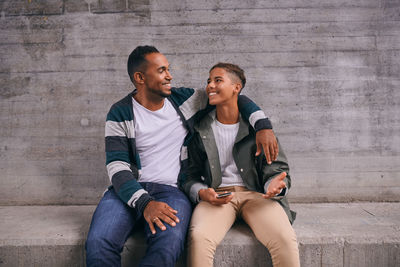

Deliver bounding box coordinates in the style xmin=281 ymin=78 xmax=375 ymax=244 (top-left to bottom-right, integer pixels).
xmin=240 ymin=192 xmax=300 ymax=267
xmin=85 ymin=188 xmax=139 ymax=267
xmin=138 ymin=183 xmax=192 ymax=267
xmin=188 ymin=199 xmax=237 ymax=267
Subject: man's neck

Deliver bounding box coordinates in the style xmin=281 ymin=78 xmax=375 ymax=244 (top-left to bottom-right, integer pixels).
xmin=215 ymin=101 xmax=239 ymax=124
xmin=133 ymin=90 xmax=165 ymax=111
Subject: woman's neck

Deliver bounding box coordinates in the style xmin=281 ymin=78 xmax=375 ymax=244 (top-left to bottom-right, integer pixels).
xmin=215 ymin=101 xmax=239 ymax=124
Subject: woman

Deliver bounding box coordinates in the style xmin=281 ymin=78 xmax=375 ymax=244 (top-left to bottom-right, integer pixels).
xmin=181 ymin=63 xmax=300 ymax=267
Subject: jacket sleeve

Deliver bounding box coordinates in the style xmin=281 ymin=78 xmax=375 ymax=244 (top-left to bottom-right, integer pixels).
xmin=105 ymin=103 xmax=153 ymax=214
xmin=171 ymin=87 xmax=272 ymax=131
xmin=258 ymin=138 xmax=291 ymax=199
xmin=180 ymin=133 xmax=209 ymax=204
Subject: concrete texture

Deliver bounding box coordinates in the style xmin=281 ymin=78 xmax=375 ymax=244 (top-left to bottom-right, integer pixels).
xmin=1 ymin=1 xmax=399 ymax=266
xmin=0 ymin=202 xmax=399 ymax=267
xmin=0 ymin=1 xmax=399 ymax=205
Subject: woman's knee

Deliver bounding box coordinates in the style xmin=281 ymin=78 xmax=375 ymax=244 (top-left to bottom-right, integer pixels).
xmin=265 ymin=228 xmax=298 ymax=253
xmin=189 ymin=226 xmax=217 ymax=248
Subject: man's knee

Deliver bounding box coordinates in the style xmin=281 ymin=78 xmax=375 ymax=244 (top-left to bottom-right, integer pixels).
xmin=86 ymin=227 xmax=123 ymax=257
xmin=141 ymin=228 xmax=186 ymax=267
xmin=152 ymin=225 xmax=187 ymax=250
xmin=86 ymin=230 xmax=125 ymax=267
xmin=86 ymin=233 xmax=110 ymax=254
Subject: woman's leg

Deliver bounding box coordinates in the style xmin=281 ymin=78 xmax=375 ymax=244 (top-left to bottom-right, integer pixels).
xmin=188 ymin=200 xmax=237 ymax=267
xmin=241 ymin=192 xmax=300 ymax=267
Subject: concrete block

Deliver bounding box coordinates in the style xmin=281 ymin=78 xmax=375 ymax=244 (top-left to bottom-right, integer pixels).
xmin=150 ymin=0 xmax=380 ymax=10
xmin=64 ymin=0 xmax=150 ymax=13
xmin=321 ymin=242 xmax=344 ymax=267
xmin=298 ymin=241 xmax=345 ymax=267
xmin=378 ymin=50 xmax=400 ymax=77
xmin=0 ymin=0 xmax=63 ymax=16
xmin=299 ymin=243 xmax=322 ymax=267
xmin=214 ymin=243 xmax=272 ymax=267
xmin=149 ymin=8 xmax=383 ymax=25
xmin=0 ymin=28 xmax=63 ymax=45
xmin=383 ymin=2 xmax=400 ymax=19
xmin=1 ymin=203 xmax=399 ymax=266
xmin=1 ymin=245 xmax=85 ymax=266
xmin=0 ymin=246 xmax=18 ymax=267
xmin=0 ymin=0 xmax=399 ymax=206
xmin=61 ymin=31 xmax=377 ymax=55
xmin=64 ymin=0 xmax=126 ymax=13
xmin=344 ymin=241 xmax=400 ymax=267
xmin=378 ymin=35 xmax=400 ymax=50
xmin=14 ymin=245 xmax=84 ymax=267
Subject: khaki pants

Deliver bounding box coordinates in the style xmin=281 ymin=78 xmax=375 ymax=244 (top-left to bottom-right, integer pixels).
xmin=188 ymin=191 xmax=300 ymax=267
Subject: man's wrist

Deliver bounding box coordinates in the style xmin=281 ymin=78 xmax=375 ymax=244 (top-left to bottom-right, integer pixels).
xmin=255 ymin=119 xmax=273 ymax=131
xmin=136 ymin=193 xmax=154 ymax=214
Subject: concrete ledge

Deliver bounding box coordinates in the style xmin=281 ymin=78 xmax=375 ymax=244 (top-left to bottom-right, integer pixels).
xmin=0 ymin=203 xmax=399 ymax=267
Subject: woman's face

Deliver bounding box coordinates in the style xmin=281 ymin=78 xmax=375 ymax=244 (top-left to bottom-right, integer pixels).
xmin=206 ymin=67 xmax=240 ymax=106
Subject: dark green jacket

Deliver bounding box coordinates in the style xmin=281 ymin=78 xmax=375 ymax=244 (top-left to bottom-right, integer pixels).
xmin=180 ymin=111 xmax=296 ymax=224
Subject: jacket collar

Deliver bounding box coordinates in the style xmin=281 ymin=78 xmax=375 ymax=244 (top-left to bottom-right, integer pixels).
xmin=194 ymin=110 xmax=250 ymax=187
xmin=195 ymin=110 xmax=249 ymax=143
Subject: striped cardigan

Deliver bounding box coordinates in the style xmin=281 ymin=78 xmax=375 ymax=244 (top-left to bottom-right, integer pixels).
xmin=105 ymin=87 xmax=272 ymax=214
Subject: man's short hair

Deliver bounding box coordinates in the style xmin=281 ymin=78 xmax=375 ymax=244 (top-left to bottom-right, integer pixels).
xmin=127 ymin=45 xmax=159 ymax=83
xmin=210 ymin=62 xmax=246 ymax=89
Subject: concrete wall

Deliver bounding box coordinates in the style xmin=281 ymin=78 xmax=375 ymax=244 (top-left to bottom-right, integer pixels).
xmin=0 ymin=0 xmax=399 ymax=205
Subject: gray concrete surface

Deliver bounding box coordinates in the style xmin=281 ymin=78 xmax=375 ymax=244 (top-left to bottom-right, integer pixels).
xmin=0 ymin=0 xmax=399 ymax=205
xmin=1 ymin=1 xmax=399 ymax=266
xmin=0 ymin=202 xmax=399 ymax=267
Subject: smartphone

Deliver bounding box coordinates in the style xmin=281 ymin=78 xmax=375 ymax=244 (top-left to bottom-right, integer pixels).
xmin=216 ymin=192 xmax=232 ymax=198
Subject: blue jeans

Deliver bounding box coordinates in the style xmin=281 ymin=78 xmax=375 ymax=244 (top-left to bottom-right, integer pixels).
xmin=85 ymin=183 xmax=192 ymax=267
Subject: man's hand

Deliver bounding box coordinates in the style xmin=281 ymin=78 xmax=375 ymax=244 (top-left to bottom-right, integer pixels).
xmin=263 ymin=172 xmax=287 ymax=199
xmin=255 ymin=129 xmax=278 ymax=164
xmin=199 ymin=188 xmax=234 ymax=205
xmin=143 ymin=200 xmax=179 ymax=235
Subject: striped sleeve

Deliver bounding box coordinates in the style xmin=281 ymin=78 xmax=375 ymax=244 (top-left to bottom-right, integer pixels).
xmin=170 ymin=87 xmax=210 ymax=122
xmin=105 ymin=97 xmax=153 ymax=213
xmin=170 ymin=87 xmax=272 ymax=131
xmin=237 ymin=95 xmax=272 ymax=131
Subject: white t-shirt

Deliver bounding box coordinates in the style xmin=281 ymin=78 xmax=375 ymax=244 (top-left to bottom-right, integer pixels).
xmin=132 ymin=97 xmax=188 ymax=187
xmin=211 ymin=119 xmax=245 ymax=187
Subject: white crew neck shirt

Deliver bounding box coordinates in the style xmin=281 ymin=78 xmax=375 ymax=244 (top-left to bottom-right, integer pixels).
xmin=132 ymin=97 xmax=188 ymax=187
xmin=211 ymin=118 xmax=245 ymax=187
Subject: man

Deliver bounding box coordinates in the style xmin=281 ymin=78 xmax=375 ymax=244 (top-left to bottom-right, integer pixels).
xmin=85 ymin=46 xmax=279 ymax=267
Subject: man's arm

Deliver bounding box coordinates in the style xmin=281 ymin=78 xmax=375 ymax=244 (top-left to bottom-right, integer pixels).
xmin=106 ymin=103 xmax=179 ymax=234
xmin=237 ymin=94 xmax=279 ymax=164
xmin=171 ymin=87 xmax=279 ymax=162
xmin=105 ymin=102 xmax=153 ymax=212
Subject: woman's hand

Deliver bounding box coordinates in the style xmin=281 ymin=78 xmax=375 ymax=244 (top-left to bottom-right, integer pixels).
xmin=199 ymin=188 xmax=234 ymax=205
xmin=263 ymin=172 xmax=287 ymax=199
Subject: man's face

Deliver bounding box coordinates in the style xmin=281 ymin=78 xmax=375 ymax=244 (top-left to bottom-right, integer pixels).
xmin=206 ymin=67 xmax=239 ymax=106
xmin=142 ymin=53 xmax=173 ymax=98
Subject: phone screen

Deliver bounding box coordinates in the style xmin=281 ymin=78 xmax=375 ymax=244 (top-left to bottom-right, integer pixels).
xmin=216 ymin=192 xmax=232 ymax=198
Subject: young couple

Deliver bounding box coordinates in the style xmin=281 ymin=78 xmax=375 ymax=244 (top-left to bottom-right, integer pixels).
xmin=85 ymin=45 xmax=300 ymax=267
